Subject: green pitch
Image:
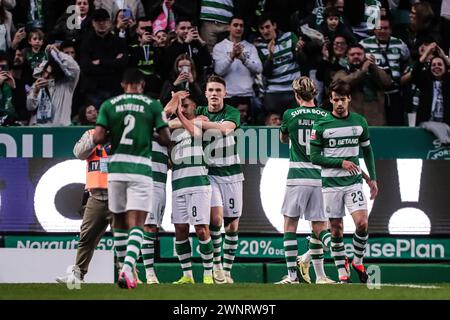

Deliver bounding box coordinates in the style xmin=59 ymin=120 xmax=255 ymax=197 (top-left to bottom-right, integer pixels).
xmin=1 ymin=283 xmax=450 ymax=300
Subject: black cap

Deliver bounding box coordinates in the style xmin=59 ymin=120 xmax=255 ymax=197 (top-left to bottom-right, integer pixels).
xmin=92 ymin=9 xmax=110 ymax=21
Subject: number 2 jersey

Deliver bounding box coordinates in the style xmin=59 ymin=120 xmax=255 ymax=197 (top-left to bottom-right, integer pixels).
xmin=96 ymin=94 xmax=168 ymax=183
xmin=280 ymin=106 xmax=329 ymax=187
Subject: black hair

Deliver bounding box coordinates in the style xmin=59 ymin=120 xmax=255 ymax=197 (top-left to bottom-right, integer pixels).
xmin=329 ymin=79 xmax=351 ymax=97
xmin=122 ymin=68 xmax=145 ymax=84
xmin=229 ymin=15 xmax=245 ymax=25
xmin=257 ymin=13 xmax=276 ymax=27
xmin=347 ymin=43 xmax=365 ymax=52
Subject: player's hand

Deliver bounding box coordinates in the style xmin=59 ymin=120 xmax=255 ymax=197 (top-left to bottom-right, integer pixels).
xmin=368 ymin=180 xmax=378 ymax=200
xmin=342 ymin=160 xmax=360 ymax=176
xmin=196 ymin=115 xmax=209 ymax=122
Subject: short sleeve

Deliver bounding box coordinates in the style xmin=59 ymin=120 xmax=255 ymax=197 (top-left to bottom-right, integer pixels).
xmin=96 ymin=101 xmax=110 ymax=129
xmin=224 ymin=106 xmax=240 ymax=128
xmin=280 ymin=110 xmax=289 ymax=133
xmin=152 ymin=100 xmax=169 ymax=131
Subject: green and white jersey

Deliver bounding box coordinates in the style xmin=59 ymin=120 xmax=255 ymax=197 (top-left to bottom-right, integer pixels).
xmin=352 ymin=0 xmax=382 ymax=39
xmin=96 ymin=94 xmax=168 ymax=183
xmin=360 ymin=36 xmax=410 ymax=84
xmin=200 ymin=0 xmax=234 ymax=24
xmin=311 ymin=112 xmax=370 ymax=190
xmin=171 ymin=129 xmax=210 ymax=196
xmin=280 ymin=106 xmax=329 ymax=186
xmin=255 ymin=32 xmax=301 ymax=93
xmin=195 ymin=104 xmax=244 ymax=183
xmin=152 ymin=141 xmax=168 ymax=188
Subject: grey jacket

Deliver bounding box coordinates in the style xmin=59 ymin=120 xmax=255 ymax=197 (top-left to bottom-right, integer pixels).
xmin=26 ymin=50 xmax=80 ymax=126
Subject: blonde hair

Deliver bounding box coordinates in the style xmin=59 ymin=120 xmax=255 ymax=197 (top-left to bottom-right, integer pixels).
xmin=292 ymin=76 xmax=317 ymax=102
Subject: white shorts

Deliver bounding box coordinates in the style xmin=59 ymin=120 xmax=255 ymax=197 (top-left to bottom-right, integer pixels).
xmin=210 ymin=179 xmax=243 ymax=218
xmin=322 ymin=183 xmax=367 ymax=218
xmin=108 ymin=180 xmax=153 ymax=214
xmin=281 ymin=185 xmax=327 ymax=222
xmin=144 ymin=186 xmax=166 ymax=227
xmin=172 ymin=190 xmax=212 ymax=225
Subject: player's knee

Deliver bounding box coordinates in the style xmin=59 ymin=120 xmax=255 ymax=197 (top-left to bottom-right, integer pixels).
xmin=355 ymin=219 xmax=368 ymax=233
xmin=195 ymin=226 xmax=209 ymax=240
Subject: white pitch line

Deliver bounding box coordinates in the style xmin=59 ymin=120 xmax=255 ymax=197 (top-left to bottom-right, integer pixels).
xmin=380 ymin=284 xmax=441 ymax=289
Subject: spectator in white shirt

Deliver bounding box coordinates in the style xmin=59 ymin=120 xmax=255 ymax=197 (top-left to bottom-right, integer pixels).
xmin=213 ymin=16 xmax=262 ymax=109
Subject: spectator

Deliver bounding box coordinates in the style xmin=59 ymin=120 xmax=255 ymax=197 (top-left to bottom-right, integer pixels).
xmin=411 ymin=42 xmax=450 ymax=126
xmin=0 ymin=50 xmax=17 ymax=126
xmin=0 ymin=0 xmax=14 ymax=51
xmin=131 ymin=16 xmax=153 ymax=45
xmin=128 ymin=19 xmax=163 ymax=98
xmin=264 ymin=112 xmax=281 ymax=126
xmin=154 ymin=29 xmax=169 ymax=48
xmin=408 ymin=1 xmax=442 ymax=61
xmin=26 ymin=44 xmax=80 ymax=126
xmin=199 ymin=0 xmax=234 ymax=52
xmin=50 ymin=0 xmax=94 ymax=45
xmin=440 ymin=0 xmax=450 ymax=54
xmin=94 ymin=0 xmax=145 ymax=22
xmin=349 ymin=0 xmax=382 ymax=41
xmin=114 ymin=8 xmax=136 ymax=42
xmin=61 ymin=39 xmax=82 ymax=119
xmin=161 ymin=17 xmax=211 ymax=83
xmin=11 ymin=0 xmax=72 ymax=33
xmin=235 ymin=97 xmax=251 ymax=125
xmin=255 ymin=13 xmax=303 ymax=115
xmin=11 ymin=48 xmax=32 ymax=124
xmin=318 ymin=7 xmax=356 ymax=44
xmin=212 ymin=16 xmax=262 ymax=108
xmin=80 ymin=8 xmax=127 ymax=108
xmin=22 ymin=29 xmax=46 ymax=76
xmin=316 ymin=34 xmax=350 ymax=109
xmin=61 ymin=39 xmax=77 ymax=59
xmin=11 ymin=25 xmax=27 ymax=51
xmin=77 ymin=103 xmax=98 ymax=125
xmin=236 ymin=0 xmax=304 ymax=39
xmin=360 ymin=15 xmax=410 ymax=125
xmin=333 ymin=43 xmax=392 ymax=125
xmin=159 ymin=53 xmax=207 ymax=106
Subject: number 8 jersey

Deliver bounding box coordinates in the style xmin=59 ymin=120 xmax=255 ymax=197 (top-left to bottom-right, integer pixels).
xmin=96 ymin=94 xmax=168 ymax=183
xmin=280 ymin=106 xmax=329 ymax=187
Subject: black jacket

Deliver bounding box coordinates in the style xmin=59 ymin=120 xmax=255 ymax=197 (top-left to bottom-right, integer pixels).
xmin=412 ymin=62 xmax=450 ymax=126
xmin=162 ymin=40 xmax=212 ymax=83
xmin=80 ymin=30 xmax=128 ymax=94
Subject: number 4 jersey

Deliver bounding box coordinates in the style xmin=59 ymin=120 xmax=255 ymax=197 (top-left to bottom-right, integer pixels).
xmin=96 ymin=94 xmax=168 ymax=183
xmin=280 ymin=106 xmax=329 ymax=186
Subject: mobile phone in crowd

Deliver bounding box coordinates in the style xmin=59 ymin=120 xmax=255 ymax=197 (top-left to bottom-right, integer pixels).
xmin=180 ymin=65 xmax=191 ymax=74
xmin=122 ymin=8 xmax=132 ymax=20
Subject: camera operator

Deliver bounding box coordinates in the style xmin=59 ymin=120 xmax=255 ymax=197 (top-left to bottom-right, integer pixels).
xmin=128 ymin=18 xmax=163 ymax=98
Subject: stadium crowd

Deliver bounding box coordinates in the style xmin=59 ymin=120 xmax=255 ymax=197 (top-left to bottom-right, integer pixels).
xmin=0 ymin=0 xmax=449 ymax=128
